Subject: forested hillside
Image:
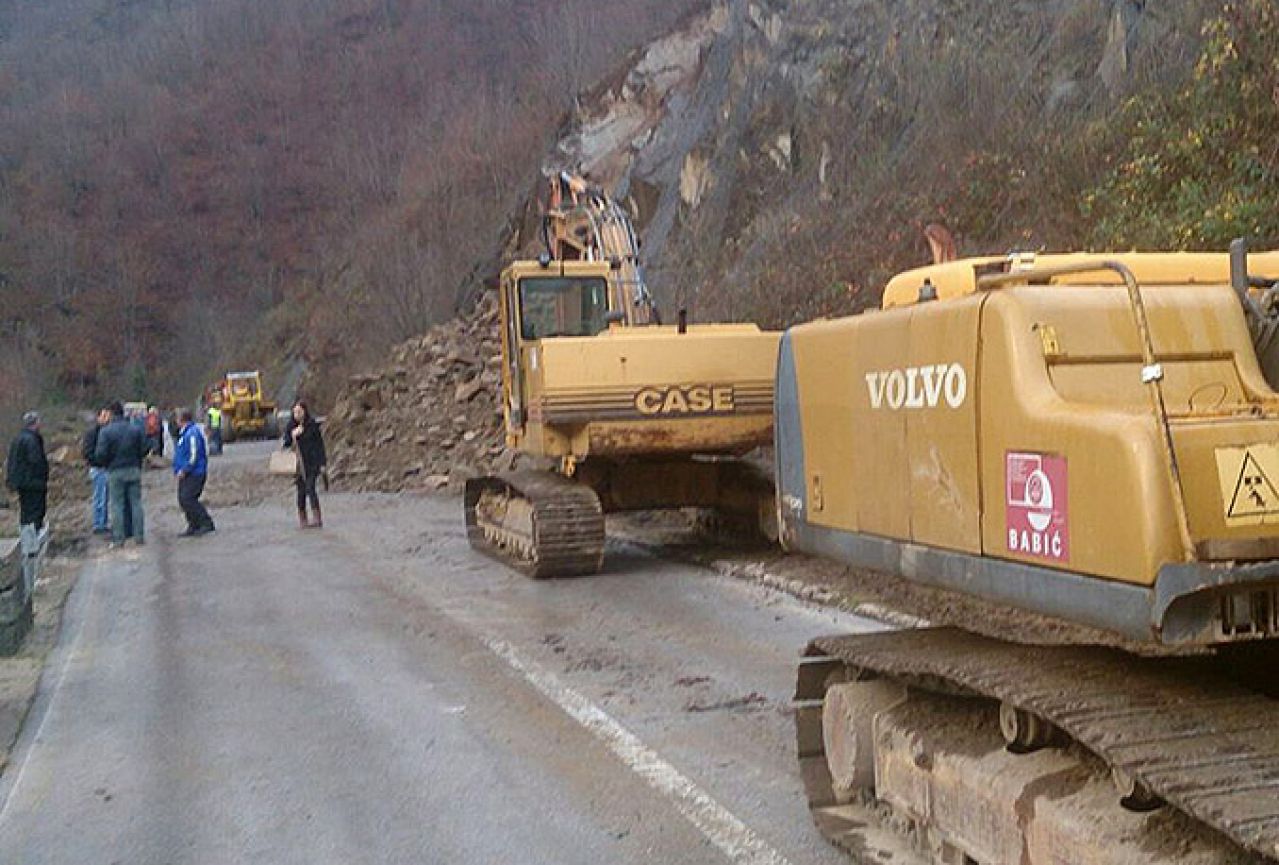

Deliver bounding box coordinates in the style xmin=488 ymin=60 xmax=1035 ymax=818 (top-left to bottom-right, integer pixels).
xmin=0 ymin=0 xmax=700 ymax=420
xmin=2 ymin=0 xmax=1276 ymax=429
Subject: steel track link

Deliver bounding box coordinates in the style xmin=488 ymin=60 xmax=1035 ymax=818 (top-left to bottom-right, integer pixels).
xmin=795 ymin=627 xmax=1279 ymax=861
xmin=464 ymin=470 xmax=605 ymax=578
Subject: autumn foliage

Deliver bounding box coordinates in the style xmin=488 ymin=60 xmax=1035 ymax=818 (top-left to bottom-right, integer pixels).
xmin=0 ymin=0 xmax=698 ymax=417
xmin=1084 ymin=0 xmax=1279 ymax=249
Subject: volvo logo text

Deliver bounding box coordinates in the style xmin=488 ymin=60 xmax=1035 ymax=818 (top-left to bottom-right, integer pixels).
xmin=864 ymin=364 xmax=967 ymax=410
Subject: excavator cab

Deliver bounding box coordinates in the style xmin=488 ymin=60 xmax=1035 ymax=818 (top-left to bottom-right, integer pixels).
xmin=517 ymin=272 xmax=611 ymax=340
xmin=498 ymin=259 xmax=616 ymax=438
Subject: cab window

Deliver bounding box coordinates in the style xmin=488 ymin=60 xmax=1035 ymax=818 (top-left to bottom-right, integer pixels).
xmin=518 ymin=277 xmax=610 ymax=340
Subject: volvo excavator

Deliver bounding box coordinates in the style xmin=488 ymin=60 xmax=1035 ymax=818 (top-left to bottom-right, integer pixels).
xmin=465 ymin=170 xmax=1279 ymax=860
xmin=463 ymin=173 xmax=780 ymax=576
xmin=784 ymin=241 xmax=1279 ymax=864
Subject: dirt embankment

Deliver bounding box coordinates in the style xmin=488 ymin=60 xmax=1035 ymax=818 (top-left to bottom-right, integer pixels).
xmin=324 ymin=294 xmax=538 ymax=494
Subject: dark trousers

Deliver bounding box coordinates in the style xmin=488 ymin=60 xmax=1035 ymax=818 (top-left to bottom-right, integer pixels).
xmin=295 ymin=467 xmax=320 ymax=512
xmin=17 ymin=488 xmax=46 ymax=530
xmin=178 ymin=473 xmax=215 ymax=532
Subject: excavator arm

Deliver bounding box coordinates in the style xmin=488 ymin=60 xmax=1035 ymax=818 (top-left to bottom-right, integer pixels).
xmin=543 ymin=171 xmax=659 ymax=326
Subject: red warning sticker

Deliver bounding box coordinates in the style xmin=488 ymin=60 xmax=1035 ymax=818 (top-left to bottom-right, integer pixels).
xmin=1006 ymin=452 xmax=1069 ymax=562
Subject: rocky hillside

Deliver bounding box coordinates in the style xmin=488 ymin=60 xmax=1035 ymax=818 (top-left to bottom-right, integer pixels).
xmin=327 ymin=0 xmax=1277 ymax=488
xmin=541 ymin=0 xmax=1220 ymax=325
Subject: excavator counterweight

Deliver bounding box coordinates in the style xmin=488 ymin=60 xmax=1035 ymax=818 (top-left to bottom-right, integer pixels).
xmin=783 ymin=247 xmax=1279 ymax=863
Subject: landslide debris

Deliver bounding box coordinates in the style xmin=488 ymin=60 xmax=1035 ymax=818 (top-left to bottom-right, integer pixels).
xmin=325 ymin=294 xmax=533 ymax=493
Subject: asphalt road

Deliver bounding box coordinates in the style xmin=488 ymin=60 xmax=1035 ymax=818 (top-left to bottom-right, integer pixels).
xmin=0 ymin=442 xmax=882 ymax=864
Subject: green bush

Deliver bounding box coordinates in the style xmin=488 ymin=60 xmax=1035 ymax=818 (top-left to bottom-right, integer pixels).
xmin=1084 ymin=0 xmax=1279 ymax=250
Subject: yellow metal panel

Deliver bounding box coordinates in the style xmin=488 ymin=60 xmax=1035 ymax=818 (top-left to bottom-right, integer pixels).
xmin=883 ymin=251 xmax=1279 ymax=310
xmin=1173 ymin=422 xmax=1279 ymax=543
xmin=790 ymin=311 xmax=911 ymax=538
xmin=882 ymin=258 xmax=1003 ymax=308
xmin=1048 ymin=359 xmax=1248 ymax=415
xmin=977 ymin=290 xmax=1181 ymax=585
xmin=790 ymin=251 xmax=1279 ymax=586
xmin=586 ymin=416 xmax=774 ymax=456
xmin=787 ymin=319 xmax=858 ymax=523
xmin=514 ymin=324 xmax=779 ymax=459
xmin=537 ymin=325 xmax=776 ymax=391
xmin=792 ymin=296 xmax=982 ymax=553
xmin=906 ymin=300 xmax=981 ymax=552
xmin=850 ymin=316 xmax=911 ymax=537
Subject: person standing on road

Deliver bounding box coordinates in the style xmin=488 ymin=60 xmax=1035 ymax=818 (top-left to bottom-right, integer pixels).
xmin=173 ymin=409 xmax=215 ymax=538
xmin=282 ymin=401 xmax=326 ymax=529
xmin=96 ymin=401 xmax=147 ymax=548
xmin=207 ymin=405 xmax=223 ymax=456
xmin=145 ymin=407 xmax=164 ymax=457
xmin=162 ymin=410 xmax=177 ymax=461
xmin=81 ymin=407 xmax=112 ymax=535
xmin=5 ymin=411 xmax=49 ymax=532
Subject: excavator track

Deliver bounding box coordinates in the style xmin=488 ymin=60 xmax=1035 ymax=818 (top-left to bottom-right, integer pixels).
xmin=464 ymin=471 xmax=604 ymax=578
xmin=796 ymin=628 xmax=1279 ymax=862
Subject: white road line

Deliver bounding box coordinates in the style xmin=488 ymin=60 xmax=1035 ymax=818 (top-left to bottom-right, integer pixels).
xmin=0 ymin=557 xmax=101 ymax=826
xmin=482 ymin=635 xmax=794 ymax=865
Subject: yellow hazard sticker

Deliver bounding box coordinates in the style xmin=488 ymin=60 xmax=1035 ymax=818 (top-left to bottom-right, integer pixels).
xmin=1216 ymin=444 xmax=1279 ymax=527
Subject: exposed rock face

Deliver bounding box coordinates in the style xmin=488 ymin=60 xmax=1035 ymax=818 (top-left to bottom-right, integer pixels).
xmin=1098 ymin=0 xmax=1146 ymax=94
xmin=547 ymin=0 xmax=1209 ymax=323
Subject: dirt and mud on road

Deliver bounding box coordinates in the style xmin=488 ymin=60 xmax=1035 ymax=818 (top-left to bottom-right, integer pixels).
xmin=0 ymin=439 xmax=287 ymax=779
xmin=609 ymin=508 xmax=1176 ymax=654
xmin=0 ymin=440 xmax=876 ymax=864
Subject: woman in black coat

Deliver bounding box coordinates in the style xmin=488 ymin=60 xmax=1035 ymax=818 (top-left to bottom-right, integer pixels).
xmin=282 ymin=401 xmax=327 ymax=528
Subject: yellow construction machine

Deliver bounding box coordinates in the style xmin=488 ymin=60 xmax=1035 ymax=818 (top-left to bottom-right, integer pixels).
xmin=464 ymin=174 xmax=779 ymax=576
xmin=207 ymin=371 xmax=280 ymax=442
xmin=783 ymin=243 xmax=1279 ymax=863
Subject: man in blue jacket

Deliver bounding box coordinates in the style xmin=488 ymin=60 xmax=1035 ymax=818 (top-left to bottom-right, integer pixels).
xmin=173 ymin=408 xmax=215 ymax=537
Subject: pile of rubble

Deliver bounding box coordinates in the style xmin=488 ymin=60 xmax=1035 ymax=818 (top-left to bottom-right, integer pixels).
xmin=325 ymin=294 xmax=533 ymax=493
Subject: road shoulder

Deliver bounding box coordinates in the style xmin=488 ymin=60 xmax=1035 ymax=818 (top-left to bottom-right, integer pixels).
xmin=0 ymin=555 xmax=78 ymax=774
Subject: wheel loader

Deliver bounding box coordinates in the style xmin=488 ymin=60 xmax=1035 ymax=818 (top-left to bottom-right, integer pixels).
xmin=783 ymin=244 xmax=1279 ymax=864
xmin=206 ymin=371 xmax=280 ymax=442
xmin=463 ymin=174 xmax=780 ymax=576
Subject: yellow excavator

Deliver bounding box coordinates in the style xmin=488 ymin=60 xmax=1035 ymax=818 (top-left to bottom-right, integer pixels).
xmin=464 ymin=173 xmax=780 ymax=576
xmin=784 ymin=242 xmax=1279 ymax=864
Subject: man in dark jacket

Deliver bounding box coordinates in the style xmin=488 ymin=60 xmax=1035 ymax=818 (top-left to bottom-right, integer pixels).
xmin=95 ymin=402 xmax=147 ymax=547
xmin=81 ymin=407 xmax=111 ymax=535
xmin=5 ymin=412 xmax=49 ymax=531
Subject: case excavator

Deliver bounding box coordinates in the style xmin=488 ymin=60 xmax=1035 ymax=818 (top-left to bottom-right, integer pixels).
xmin=464 ymin=174 xmax=780 ymax=576
xmin=785 ymin=243 xmax=1279 ymax=864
